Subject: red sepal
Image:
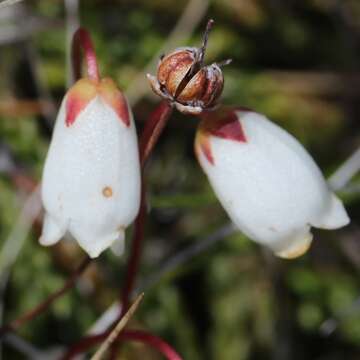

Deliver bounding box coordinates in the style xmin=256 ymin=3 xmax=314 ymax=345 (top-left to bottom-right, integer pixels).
xmin=65 ymin=79 xmax=97 ymax=127
xmin=195 ymin=107 xmax=249 ymax=165
xmin=100 ymin=78 xmax=130 ymax=127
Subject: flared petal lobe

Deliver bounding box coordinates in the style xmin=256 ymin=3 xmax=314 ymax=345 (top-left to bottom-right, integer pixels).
xmin=40 ymin=78 xmax=141 ymax=258
xmin=195 ymin=109 xmax=349 ymax=258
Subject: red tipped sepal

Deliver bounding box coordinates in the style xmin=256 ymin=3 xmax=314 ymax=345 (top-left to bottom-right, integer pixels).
xmin=195 ymin=107 xmax=247 ymax=165
xmin=66 ymin=79 xmax=97 ymax=127
xmin=65 ymin=78 xmax=130 ymax=127
xmin=99 ymin=78 xmax=130 ymax=127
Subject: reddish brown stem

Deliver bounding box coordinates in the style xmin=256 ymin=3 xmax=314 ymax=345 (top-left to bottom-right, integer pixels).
xmin=11 ymin=172 xmax=37 ymax=193
xmin=120 ymin=184 xmax=146 ymax=315
xmin=60 ymin=329 xmax=182 ymax=360
xmin=71 ymin=28 xmax=100 ymax=83
xmin=121 ymin=101 xmax=173 ymax=314
xmin=0 ymin=257 xmax=90 ymax=338
xmin=139 ymin=101 xmax=174 ymax=168
xmin=122 ymin=330 xmax=183 ymax=360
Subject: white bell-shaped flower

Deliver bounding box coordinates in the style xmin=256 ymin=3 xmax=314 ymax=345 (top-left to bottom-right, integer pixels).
xmin=195 ymin=108 xmax=350 ymax=258
xmin=40 ymin=78 xmax=141 ymax=258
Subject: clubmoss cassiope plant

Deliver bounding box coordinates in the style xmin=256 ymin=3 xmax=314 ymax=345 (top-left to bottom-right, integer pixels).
xmin=0 ymin=19 xmax=351 ymax=359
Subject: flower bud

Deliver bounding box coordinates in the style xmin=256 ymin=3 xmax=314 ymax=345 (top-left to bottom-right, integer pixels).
xmin=195 ymin=108 xmax=350 ymax=258
xmin=40 ymin=77 xmax=141 ymax=258
xmin=147 ymin=20 xmax=229 ymax=115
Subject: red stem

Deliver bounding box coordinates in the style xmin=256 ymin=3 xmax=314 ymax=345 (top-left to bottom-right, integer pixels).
xmin=139 ymin=101 xmax=174 ymax=168
xmin=121 ymin=101 xmax=173 ymax=314
xmin=122 ymin=330 xmax=182 ymax=360
xmin=71 ymin=28 xmax=100 ymax=82
xmin=120 ymin=184 xmax=146 ymax=314
xmin=60 ymin=329 xmax=183 ymax=360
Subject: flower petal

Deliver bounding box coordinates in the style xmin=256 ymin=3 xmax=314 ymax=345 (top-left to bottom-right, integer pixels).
xmin=312 ymin=193 xmax=350 ymax=229
xmin=275 ymin=231 xmax=313 ymax=259
xmin=39 ymin=213 xmax=67 ymax=246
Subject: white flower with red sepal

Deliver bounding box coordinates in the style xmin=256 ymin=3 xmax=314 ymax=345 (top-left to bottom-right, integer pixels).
xmin=40 ymin=77 xmax=141 ymax=258
xmin=195 ymin=108 xmax=350 ymax=258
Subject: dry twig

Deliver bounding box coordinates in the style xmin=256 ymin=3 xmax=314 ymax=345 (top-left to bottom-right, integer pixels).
xmin=90 ymin=293 xmax=144 ymax=360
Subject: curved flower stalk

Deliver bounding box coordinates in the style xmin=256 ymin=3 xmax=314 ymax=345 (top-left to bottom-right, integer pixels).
xmin=40 ymin=29 xmax=141 ymax=258
xmin=195 ymin=108 xmax=350 ymax=258
xmin=60 ymin=330 xmax=183 ymax=360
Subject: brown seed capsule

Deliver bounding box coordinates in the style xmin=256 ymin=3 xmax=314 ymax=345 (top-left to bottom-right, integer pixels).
xmin=157 ymin=49 xmax=195 ymax=96
xmin=147 ymin=20 xmax=231 ymax=115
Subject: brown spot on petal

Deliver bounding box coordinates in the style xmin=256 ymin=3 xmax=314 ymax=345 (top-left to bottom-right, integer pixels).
xmin=102 ymin=186 xmax=113 ymax=198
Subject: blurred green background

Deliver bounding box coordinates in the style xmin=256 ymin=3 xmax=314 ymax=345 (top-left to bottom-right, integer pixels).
xmin=0 ymin=0 xmax=360 ymax=359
